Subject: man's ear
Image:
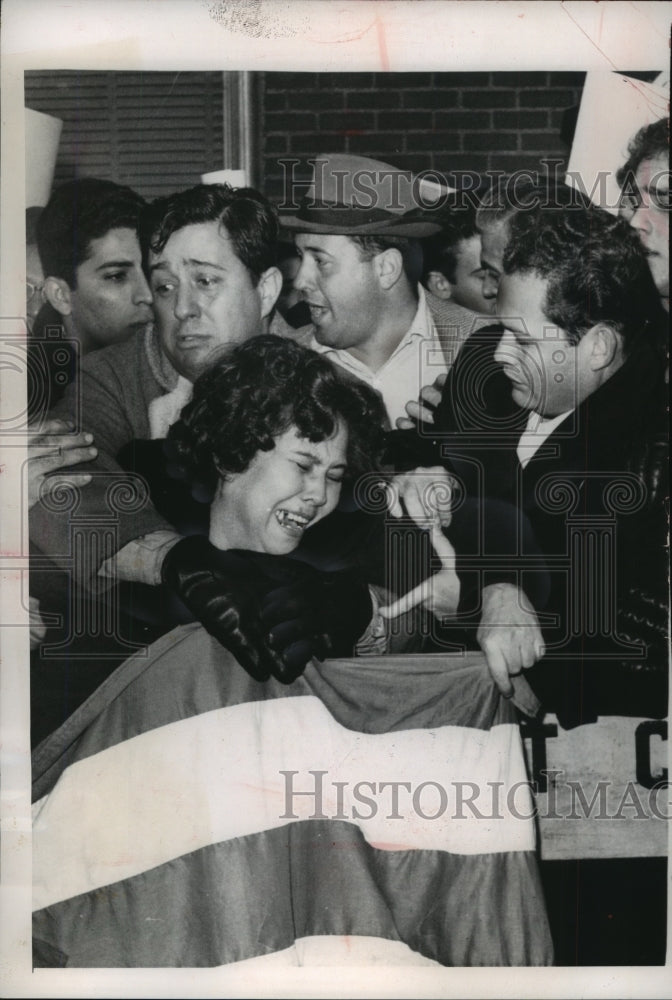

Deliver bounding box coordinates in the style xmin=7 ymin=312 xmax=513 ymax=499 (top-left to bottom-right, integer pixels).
xmin=256 ymin=266 xmax=283 ymax=319
xmin=375 ymin=248 xmax=404 ymax=290
xmin=425 ymin=270 xmax=453 ymax=300
xmin=43 ymin=277 xmax=73 ymax=318
xmin=587 ymin=323 xmax=622 ymax=371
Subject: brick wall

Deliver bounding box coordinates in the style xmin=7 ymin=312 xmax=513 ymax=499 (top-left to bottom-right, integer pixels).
xmin=262 ymin=71 xmax=585 ymax=203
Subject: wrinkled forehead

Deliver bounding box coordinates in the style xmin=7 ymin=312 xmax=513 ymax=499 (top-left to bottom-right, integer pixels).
xmin=276 ymin=422 xmax=349 ymax=462
xmin=294 ymin=232 xmax=360 ymax=255
xmin=148 ymin=219 xmax=237 ymax=265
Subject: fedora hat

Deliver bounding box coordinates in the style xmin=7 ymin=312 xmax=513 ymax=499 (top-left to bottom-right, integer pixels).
xmin=279 ymin=154 xmax=447 ymax=237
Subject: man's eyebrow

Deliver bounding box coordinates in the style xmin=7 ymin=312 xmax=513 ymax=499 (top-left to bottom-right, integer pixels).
xmin=480 ymin=256 xmax=500 ymax=273
xmin=95 ymin=259 xmax=135 ymax=272
xmin=148 ymin=257 xmax=226 ymax=274
xmin=298 ymin=243 xmax=333 ymax=256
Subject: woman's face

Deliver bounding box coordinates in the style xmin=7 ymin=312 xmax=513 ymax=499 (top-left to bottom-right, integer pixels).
xmin=210 ymin=423 xmax=348 ymax=555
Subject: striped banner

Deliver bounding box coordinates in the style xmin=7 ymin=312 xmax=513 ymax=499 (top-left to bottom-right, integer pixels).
xmin=32 ymin=625 xmax=553 ymax=967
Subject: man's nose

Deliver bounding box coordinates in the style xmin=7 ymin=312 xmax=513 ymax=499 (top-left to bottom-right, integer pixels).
xmin=494 ymin=329 xmax=516 ymax=367
xmin=293 ymin=257 xmax=314 ymax=295
xmin=628 ymin=202 xmax=651 ymax=235
xmin=173 ymin=283 xmax=199 ymax=320
xmin=481 ymin=271 xmax=499 ymax=301
xmin=134 ymin=271 xmax=153 ymax=306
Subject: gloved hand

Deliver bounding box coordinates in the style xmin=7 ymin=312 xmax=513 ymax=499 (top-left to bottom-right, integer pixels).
xmin=160 ymin=535 xmax=289 ymax=683
xmin=259 ymin=568 xmax=374 ymax=683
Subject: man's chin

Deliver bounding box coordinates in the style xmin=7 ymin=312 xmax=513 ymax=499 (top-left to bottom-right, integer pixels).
xmin=509 ymin=383 xmax=534 ymax=410
xmin=175 ymin=344 xmax=228 ymax=381
xmin=173 ymin=352 xmax=211 ymax=382
xmin=312 ymin=325 xmax=334 ymax=346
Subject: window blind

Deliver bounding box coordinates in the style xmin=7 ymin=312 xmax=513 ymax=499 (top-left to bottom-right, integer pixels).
xmin=24 ymin=71 xmax=225 ymax=200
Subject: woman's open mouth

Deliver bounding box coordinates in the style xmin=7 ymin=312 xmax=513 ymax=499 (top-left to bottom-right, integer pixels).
xmin=274 ymin=509 xmax=312 ymax=536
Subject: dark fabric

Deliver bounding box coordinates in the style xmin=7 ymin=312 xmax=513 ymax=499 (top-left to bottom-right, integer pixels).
xmin=35 ymin=828 xmax=550 ymax=968
xmin=540 ymin=857 xmax=668 ymax=966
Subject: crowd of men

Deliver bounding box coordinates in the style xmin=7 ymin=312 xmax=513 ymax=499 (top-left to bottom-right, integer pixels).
xmin=23 ymin=113 xmax=670 ymax=964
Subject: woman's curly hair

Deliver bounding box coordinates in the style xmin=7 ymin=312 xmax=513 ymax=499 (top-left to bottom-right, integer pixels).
xmin=166 ymin=335 xmax=388 ymax=498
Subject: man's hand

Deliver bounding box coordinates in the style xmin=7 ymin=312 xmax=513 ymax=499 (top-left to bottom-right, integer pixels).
xmin=378 ymin=518 xmax=460 ymax=621
xmin=26 ymin=419 xmax=97 ymax=509
xmin=395 ymin=372 xmax=447 ymax=431
xmin=477 ymin=583 xmax=545 ymax=697
xmin=387 ymin=465 xmax=455 ymax=527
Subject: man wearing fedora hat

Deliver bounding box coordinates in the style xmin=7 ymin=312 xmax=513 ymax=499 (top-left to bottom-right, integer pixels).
xmin=281 ymin=155 xmax=488 ymax=426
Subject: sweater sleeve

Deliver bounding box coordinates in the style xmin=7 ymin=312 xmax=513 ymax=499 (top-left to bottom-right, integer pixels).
xmin=29 ymin=345 xmax=173 ymax=586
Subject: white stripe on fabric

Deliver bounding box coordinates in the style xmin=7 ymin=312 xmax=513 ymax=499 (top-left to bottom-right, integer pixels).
xmin=33 ymin=695 xmax=534 ymax=910
xmin=220 ymin=935 xmax=441 ymax=967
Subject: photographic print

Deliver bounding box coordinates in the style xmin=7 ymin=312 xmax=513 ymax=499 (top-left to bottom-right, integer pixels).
xmin=1 ymin=2 xmax=670 ymax=997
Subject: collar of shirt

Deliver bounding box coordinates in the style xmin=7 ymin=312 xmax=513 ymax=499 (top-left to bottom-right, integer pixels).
xmin=307 ymin=286 xmax=443 ymax=426
xmin=517 ymin=409 xmax=573 ymax=468
xmin=310 ymin=287 xmax=447 ymax=427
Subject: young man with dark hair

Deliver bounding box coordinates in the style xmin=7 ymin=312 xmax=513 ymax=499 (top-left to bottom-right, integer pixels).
xmin=421 ymin=205 xmax=491 ymax=315
xmin=36 ymin=177 xmax=153 ymax=353
xmin=141 ymin=183 xmax=283 ymax=393
xmin=27 ymin=179 xmax=154 ymax=418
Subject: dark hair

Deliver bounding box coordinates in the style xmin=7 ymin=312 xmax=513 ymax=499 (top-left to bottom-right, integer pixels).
xmin=476 ymin=178 xmax=590 ymax=233
xmin=617 ymin=117 xmax=670 ymax=188
xmin=422 ymin=206 xmax=480 ymax=283
xmin=503 ymin=203 xmax=664 ymax=352
xmin=166 ymin=334 xmax=387 ymax=497
xmin=36 ymin=178 xmax=146 ymax=287
xmin=350 ymin=234 xmax=423 ymax=286
xmin=143 ymin=184 xmax=279 ymax=285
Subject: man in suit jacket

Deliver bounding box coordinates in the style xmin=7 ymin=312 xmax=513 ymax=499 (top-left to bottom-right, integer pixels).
xmin=280 ymin=154 xmax=490 ymax=426
xmin=387 ymin=199 xmax=668 ymax=727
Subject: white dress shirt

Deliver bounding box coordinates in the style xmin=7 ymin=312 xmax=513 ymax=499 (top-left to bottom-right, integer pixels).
xmin=307 ymin=286 xmax=447 ymax=426
xmin=516 ymin=409 xmax=572 ymax=468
